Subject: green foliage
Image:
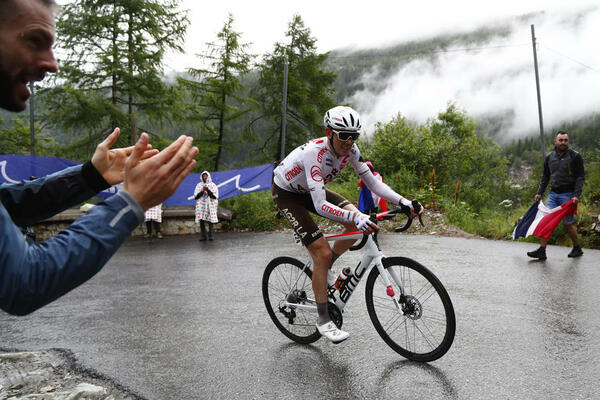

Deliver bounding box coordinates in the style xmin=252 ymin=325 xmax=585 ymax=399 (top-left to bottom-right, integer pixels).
xmin=45 ymin=0 xmax=188 ymax=145
xmin=504 ymin=113 xmax=600 ymax=168
xmin=581 ymin=148 xmax=600 ymax=206
xmin=0 ymin=117 xmax=54 ymax=156
xmin=178 ymin=14 xmax=256 ymax=171
xmin=219 ymin=191 xmax=282 ymax=231
xmin=0 ymin=117 xmax=32 ymax=155
xmin=255 ymin=14 xmax=337 ymax=159
xmin=444 ymin=200 xmax=521 ymax=240
xmin=363 ymin=103 xmax=509 ymax=211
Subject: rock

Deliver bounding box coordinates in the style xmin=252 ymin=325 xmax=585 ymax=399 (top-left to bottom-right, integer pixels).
xmin=0 ymin=352 xmax=36 ymax=360
xmin=66 ymin=383 xmax=108 ymax=399
xmin=0 ymin=349 xmax=143 ymax=399
xmin=39 ymin=385 xmax=55 ymax=393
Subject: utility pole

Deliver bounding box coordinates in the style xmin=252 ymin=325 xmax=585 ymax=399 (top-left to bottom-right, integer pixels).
xmin=531 ymin=24 xmax=546 ymax=159
xmin=29 ymin=82 xmax=35 ymax=156
xmin=280 ymin=54 xmax=289 ymax=160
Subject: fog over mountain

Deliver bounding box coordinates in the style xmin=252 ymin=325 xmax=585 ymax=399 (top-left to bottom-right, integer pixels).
xmin=337 ymin=5 xmax=600 ymax=143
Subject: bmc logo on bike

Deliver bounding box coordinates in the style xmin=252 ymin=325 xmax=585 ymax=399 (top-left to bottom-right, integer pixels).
xmin=311 ymin=166 xmax=323 ymax=182
xmin=285 ymin=166 xmax=303 ymax=181
xmin=339 ymin=263 xmax=366 ymax=302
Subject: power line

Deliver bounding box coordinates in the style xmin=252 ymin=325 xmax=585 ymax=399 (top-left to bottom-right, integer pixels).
xmin=540 ymin=44 xmax=598 ymax=72
xmin=328 ymin=43 xmax=530 ymax=60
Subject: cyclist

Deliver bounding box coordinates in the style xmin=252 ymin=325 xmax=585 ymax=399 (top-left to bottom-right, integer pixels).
xmin=272 ymin=106 xmax=421 ymax=343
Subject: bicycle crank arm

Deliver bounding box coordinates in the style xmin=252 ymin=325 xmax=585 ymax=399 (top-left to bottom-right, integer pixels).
xmin=283 ymin=302 xmax=317 ymax=312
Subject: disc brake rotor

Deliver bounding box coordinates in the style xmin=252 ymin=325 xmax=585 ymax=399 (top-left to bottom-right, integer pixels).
xmin=402 ymin=295 xmax=423 ymax=320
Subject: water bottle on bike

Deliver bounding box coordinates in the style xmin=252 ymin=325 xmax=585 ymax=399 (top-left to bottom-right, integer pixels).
xmin=333 ymin=267 xmax=353 ymax=291
xmin=262 ymin=204 xmax=456 ymax=362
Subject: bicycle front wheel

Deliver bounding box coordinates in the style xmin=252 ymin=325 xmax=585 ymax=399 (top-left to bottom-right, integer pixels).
xmin=262 ymin=256 xmax=321 ymax=344
xmin=365 ymin=257 xmax=455 ymax=362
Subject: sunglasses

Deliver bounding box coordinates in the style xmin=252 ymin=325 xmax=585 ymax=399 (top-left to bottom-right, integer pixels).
xmin=331 ymin=128 xmax=360 ymax=142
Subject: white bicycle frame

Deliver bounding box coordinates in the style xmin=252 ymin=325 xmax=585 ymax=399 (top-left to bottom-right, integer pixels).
xmin=282 ymin=231 xmax=406 ymax=315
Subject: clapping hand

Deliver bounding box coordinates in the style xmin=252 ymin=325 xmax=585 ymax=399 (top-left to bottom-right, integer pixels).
xmin=91 ymin=128 xmax=157 ymax=185
xmin=124 ymin=133 xmax=198 ymax=211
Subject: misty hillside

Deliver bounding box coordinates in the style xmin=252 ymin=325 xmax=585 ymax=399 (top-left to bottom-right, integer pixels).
xmin=324 ymin=8 xmax=599 ymax=150
xmin=326 ymin=25 xmax=512 ymax=102
xmin=3 ymin=10 xmax=598 ymax=168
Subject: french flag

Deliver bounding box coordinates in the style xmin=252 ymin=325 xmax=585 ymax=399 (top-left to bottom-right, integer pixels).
xmin=512 ymin=200 xmax=577 ymax=240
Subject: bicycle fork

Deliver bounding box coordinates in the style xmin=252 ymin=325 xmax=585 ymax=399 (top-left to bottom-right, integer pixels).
xmin=373 ymin=256 xmax=406 ymax=315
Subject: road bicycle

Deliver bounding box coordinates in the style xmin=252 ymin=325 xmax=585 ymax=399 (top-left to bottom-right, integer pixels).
xmin=262 ymin=203 xmax=455 ymax=362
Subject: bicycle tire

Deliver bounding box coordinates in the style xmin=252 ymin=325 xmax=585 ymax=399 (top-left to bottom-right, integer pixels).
xmin=262 ymin=256 xmax=321 ymax=344
xmin=365 ymin=257 xmax=455 ymax=362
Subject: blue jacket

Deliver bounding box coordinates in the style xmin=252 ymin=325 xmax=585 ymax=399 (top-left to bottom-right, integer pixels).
xmin=0 ymin=161 xmax=143 ymax=315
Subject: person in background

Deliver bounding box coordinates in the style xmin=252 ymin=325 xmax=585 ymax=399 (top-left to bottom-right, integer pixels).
xmin=144 ymin=203 xmax=163 ymax=239
xmin=194 ymin=171 xmax=219 ymax=241
xmin=527 ymin=130 xmax=585 ymax=260
xmin=358 ymin=161 xmax=387 ymax=215
xmin=0 ymin=0 xmax=198 ymax=316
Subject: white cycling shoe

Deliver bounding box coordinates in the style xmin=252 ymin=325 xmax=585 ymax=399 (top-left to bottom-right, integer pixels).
xmin=316 ymin=321 xmax=349 ymax=344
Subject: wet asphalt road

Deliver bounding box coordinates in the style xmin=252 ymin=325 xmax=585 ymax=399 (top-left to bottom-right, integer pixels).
xmin=1 ymin=232 xmax=599 ymax=399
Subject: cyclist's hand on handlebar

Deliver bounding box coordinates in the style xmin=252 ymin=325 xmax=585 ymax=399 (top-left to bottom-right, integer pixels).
xmin=410 ymin=200 xmax=424 ymax=219
xmin=354 ymin=212 xmax=379 ymax=234
xmin=397 ymin=198 xmax=425 ymax=230
xmin=400 ymin=198 xmax=423 ymax=218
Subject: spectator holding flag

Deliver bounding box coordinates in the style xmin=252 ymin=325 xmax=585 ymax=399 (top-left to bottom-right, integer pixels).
xmin=526 ymin=131 xmax=585 ymax=260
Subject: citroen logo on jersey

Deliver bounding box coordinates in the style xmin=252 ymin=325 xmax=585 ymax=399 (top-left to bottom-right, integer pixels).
xmin=317 ymin=148 xmax=328 ymax=163
xmin=311 ymin=166 xmax=323 ymax=182
xmin=284 ymin=166 xmax=303 ymax=181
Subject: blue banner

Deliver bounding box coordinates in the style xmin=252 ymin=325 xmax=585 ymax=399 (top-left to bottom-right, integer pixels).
xmin=0 ymin=154 xmax=273 ymax=205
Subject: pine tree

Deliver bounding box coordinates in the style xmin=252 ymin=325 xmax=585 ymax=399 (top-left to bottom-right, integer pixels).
xmin=178 ymin=14 xmax=255 ymax=171
xmin=255 ymin=14 xmax=337 ymax=160
xmin=43 ymin=0 xmax=188 ymax=147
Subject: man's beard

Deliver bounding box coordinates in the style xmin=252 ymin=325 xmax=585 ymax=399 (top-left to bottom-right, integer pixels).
xmin=0 ymin=50 xmax=27 ymax=112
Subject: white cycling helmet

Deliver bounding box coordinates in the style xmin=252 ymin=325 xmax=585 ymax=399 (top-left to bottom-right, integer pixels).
xmin=323 ymin=106 xmax=361 ymax=132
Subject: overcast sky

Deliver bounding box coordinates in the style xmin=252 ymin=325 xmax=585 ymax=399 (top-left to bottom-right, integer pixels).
xmin=167 ymin=0 xmax=599 ymax=140
xmin=170 ymin=0 xmax=596 ymax=69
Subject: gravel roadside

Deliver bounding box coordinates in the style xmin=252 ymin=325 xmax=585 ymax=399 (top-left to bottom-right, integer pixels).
xmin=0 ymin=348 xmax=145 ymax=400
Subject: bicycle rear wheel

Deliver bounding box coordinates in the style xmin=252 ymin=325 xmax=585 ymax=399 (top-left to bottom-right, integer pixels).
xmin=262 ymin=256 xmax=321 ymax=344
xmin=365 ymin=257 xmax=455 ymax=362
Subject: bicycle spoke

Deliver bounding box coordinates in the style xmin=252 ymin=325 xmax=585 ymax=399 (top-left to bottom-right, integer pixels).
xmin=263 ymin=257 xmax=321 ymax=344
xmin=384 ymin=314 xmax=408 ymax=336
xmin=366 ymin=258 xmax=455 ymax=361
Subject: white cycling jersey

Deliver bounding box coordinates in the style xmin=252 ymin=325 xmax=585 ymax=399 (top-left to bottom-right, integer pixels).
xmin=273 ymin=136 xmax=404 ymax=224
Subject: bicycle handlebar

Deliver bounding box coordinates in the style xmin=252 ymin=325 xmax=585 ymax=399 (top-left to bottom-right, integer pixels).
xmin=392 ymin=200 xmax=425 ymax=232
xmin=348 ymin=200 xmax=424 ymax=251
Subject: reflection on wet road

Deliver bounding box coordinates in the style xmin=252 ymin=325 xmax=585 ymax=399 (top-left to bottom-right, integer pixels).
xmin=1 ymin=233 xmax=598 ymax=399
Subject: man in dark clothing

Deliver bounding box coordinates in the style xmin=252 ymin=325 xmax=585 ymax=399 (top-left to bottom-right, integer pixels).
xmin=0 ymin=0 xmax=198 ymax=315
xmin=527 ymin=131 xmax=585 ymax=260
